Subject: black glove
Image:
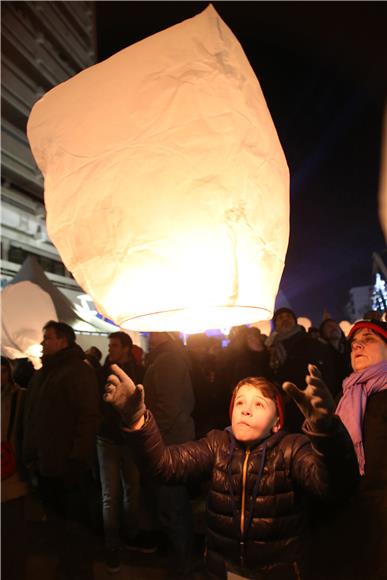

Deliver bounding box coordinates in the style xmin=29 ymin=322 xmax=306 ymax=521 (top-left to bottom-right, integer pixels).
xmin=282 ymin=364 xmax=335 ymax=432
xmin=104 ymin=364 xmax=145 ymax=427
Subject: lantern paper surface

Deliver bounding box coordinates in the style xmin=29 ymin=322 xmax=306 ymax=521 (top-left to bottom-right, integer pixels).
xmin=1 ymin=281 xmax=57 ymax=368
xmin=27 ymin=5 xmax=289 ymax=332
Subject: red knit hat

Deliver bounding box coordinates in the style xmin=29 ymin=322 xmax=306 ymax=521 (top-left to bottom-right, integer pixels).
xmin=229 ymin=378 xmax=285 ymax=429
xmin=348 ymin=319 xmax=387 ymax=343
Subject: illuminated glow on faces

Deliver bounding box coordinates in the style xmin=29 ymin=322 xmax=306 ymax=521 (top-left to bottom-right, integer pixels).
xmin=231 ymin=384 xmax=280 ymax=445
xmin=350 ymin=328 xmax=387 ymax=372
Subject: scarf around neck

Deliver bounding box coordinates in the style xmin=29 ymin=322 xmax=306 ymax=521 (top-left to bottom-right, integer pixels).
xmin=335 ymin=360 xmax=387 ymax=475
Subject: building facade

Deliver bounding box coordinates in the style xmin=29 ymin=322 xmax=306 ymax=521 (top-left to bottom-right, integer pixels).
xmin=1 ymin=1 xmax=97 ymax=307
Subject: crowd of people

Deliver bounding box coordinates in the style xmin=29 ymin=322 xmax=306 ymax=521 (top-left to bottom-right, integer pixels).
xmin=1 ymin=308 xmax=386 ymax=580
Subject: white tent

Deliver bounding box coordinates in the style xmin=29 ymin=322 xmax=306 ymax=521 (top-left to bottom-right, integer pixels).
xmin=1 ymin=256 xmax=113 ymax=366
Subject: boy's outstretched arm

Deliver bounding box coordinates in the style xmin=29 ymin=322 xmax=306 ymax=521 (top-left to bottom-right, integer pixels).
xmin=104 ymin=365 xmax=215 ymax=483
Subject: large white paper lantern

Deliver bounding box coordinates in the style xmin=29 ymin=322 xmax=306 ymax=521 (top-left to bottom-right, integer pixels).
xmin=27 ymin=5 xmax=289 ymax=332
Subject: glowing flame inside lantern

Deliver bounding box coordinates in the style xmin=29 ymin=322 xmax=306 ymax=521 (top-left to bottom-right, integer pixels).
xmin=27 ymin=5 xmax=289 ymax=333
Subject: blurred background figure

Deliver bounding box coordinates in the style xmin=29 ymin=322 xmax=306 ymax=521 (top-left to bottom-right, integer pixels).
xmin=143 ymin=332 xmax=195 ymax=580
xmin=12 ymin=357 xmax=34 ymax=390
xmin=186 ymin=333 xmax=215 ymax=439
xmin=1 ymin=356 xmax=28 ymax=580
xmin=22 ymin=321 xmax=101 ymax=580
xmin=97 ymin=331 xmax=152 ymax=574
xmin=313 ymin=318 xmax=387 ymax=580
xmin=268 ymin=308 xmax=336 ymax=432
xmin=319 ymin=318 xmax=352 ymax=399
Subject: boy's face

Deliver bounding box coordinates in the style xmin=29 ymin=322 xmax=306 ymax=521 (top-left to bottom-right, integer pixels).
xmin=231 ymin=384 xmax=280 ymax=444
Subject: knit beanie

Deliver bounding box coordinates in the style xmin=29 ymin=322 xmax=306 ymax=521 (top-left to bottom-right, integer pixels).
xmin=348 ymin=319 xmax=387 ymax=343
xmin=272 ymin=307 xmax=297 ymax=327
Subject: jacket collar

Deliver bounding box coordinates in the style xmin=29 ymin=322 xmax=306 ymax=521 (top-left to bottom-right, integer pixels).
xmin=41 ymin=344 xmax=84 ymax=369
xmin=225 ymin=425 xmax=286 ymax=452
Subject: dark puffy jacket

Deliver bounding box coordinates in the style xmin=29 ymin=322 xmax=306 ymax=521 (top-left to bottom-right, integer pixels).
xmin=129 ymin=411 xmax=358 ymax=579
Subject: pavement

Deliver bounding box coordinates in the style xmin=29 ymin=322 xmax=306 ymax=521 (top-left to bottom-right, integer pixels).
xmin=5 ymin=491 xmax=208 ymax=580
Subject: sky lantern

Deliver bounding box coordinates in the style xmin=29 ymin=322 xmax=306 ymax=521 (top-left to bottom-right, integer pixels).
xmin=27 ymin=5 xmax=289 ymax=333
xmin=339 ymin=320 xmax=353 ymax=337
xmin=250 ymin=320 xmax=272 ymax=337
xmin=297 ymin=317 xmax=312 ymax=331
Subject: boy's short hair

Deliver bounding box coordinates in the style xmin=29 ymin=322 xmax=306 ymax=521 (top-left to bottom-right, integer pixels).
xmin=229 ymin=377 xmax=285 ymax=429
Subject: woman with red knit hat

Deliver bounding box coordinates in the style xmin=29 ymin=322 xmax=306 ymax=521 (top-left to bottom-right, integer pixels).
xmin=313 ymin=318 xmax=387 ymax=580
xmin=103 ymin=362 xmax=358 ymax=580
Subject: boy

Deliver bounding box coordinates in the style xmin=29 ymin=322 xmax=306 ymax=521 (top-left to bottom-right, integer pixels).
xmin=105 ymin=363 xmax=358 ymax=579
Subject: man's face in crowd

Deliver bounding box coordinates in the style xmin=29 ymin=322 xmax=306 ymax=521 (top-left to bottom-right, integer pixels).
xmin=108 ymin=338 xmax=129 ymax=364
xmin=350 ymin=328 xmax=387 ymax=372
xmin=231 ymin=384 xmax=280 ymax=444
xmin=275 ymin=312 xmax=296 ymax=334
xmin=41 ymin=327 xmax=67 ymax=356
xmin=323 ymin=320 xmax=342 ymax=341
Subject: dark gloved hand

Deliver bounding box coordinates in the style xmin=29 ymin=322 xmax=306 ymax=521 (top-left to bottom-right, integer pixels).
xmin=282 ymin=364 xmax=335 ymax=432
xmin=104 ymin=364 xmax=145 ymax=428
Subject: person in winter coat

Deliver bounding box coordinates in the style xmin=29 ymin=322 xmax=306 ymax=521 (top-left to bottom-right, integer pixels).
xmin=104 ymin=362 xmax=358 ymax=580
xmin=97 ymin=331 xmax=152 ymax=574
xmin=1 ymin=357 xmax=28 ymax=580
xmin=142 ymin=332 xmax=196 ymax=579
xmin=313 ymin=318 xmax=387 ymax=580
xmin=318 ymin=318 xmax=352 ymax=399
xmin=22 ymin=320 xmax=101 ymax=580
xmin=268 ymin=308 xmax=336 ymax=433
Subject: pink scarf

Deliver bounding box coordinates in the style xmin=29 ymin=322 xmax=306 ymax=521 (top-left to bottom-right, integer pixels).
xmin=335 ymin=361 xmax=387 ymax=475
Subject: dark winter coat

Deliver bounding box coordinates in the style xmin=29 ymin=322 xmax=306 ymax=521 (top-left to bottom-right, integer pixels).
xmin=23 ymin=345 xmax=101 ymax=477
xmin=129 ymin=411 xmax=358 ymax=579
xmin=312 ymin=389 xmax=387 ymax=580
xmin=143 ymin=340 xmax=195 ymax=444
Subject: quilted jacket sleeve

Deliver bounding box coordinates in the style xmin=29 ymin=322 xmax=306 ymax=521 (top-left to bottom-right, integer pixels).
xmin=286 ymin=415 xmax=359 ymax=500
xmin=126 ymin=409 xmax=216 ymax=483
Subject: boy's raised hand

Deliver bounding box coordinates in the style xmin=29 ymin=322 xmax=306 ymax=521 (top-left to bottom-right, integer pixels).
xmin=282 ymin=364 xmax=335 ymax=431
xmin=104 ymin=363 xmax=145 ymax=427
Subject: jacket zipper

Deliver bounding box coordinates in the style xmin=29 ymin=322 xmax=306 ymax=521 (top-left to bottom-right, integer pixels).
xmin=239 ymin=448 xmax=250 ymax=567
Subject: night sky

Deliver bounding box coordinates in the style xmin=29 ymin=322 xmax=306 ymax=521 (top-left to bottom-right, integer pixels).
xmin=95 ymin=1 xmax=387 ymax=325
